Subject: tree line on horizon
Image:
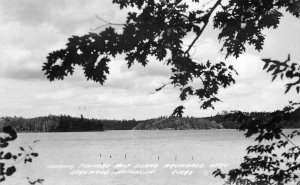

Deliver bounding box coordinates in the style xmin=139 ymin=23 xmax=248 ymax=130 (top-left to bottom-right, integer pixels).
xmin=0 ymin=115 xmax=104 ymax=132
xmin=133 ymin=116 xmax=223 ymax=130
xmin=1 ymin=109 xmax=299 ymax=132
xmin=206 ymin=107 xmax=300 ymax=129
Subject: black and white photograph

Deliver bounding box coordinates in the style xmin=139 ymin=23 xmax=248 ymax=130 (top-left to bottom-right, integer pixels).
xmin=1 ymin=0 xmax=300 ymax=185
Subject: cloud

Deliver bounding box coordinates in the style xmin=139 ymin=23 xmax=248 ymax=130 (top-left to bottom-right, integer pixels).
xmin=216 ymin=53 xmax=298 ymax=112
xmin=0 ymin=0 xmax=128 ymax=35
xmin=0 ymin=46 xmax=44 ymax=80
xmin=0 ymin=21 xmax=62 ymax=81
xmin=258 ymin=13 xmax=300 ymax=61
xmin=0 ymin=0 xmax=53 ymax=26
xmin=120 ymin=61 xmax=172 ymax=78
xmin=0 ymin=0 xmax=130 ymax=82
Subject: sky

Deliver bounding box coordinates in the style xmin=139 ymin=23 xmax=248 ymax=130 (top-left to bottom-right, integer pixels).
xmin=0 ymin=0 xmax=299 ymax=120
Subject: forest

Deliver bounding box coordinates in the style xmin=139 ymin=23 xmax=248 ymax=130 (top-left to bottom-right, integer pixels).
xmin=206 ymin=107 xmax=300 ymax=129
xmin=1 ymin=108 xmax=299 ymax=132
xmin=0 ymin=115 xmax=104 ymax=132
xmin=133 ymin=116 xmax=223 ymax=130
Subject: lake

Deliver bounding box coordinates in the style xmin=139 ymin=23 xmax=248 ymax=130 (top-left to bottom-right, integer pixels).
xmin=2 ymin=129 xmax=299 ymax=185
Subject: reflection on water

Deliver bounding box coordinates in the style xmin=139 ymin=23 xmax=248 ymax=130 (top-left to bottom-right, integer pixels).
xmin=3 ymin=130 xmax=299 ymax=185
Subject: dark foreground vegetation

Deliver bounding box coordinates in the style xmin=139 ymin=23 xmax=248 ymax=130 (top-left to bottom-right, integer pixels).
xmin=1 ymin=108 xmax=299 ymax=132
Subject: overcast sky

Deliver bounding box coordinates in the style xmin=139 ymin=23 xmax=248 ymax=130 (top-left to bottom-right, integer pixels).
xmin=0 ymin=0 xmax=299 ymax=120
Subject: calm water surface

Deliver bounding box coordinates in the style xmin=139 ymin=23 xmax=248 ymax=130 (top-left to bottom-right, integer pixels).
xmin=2 ymin=130 xmax=299 ymax=185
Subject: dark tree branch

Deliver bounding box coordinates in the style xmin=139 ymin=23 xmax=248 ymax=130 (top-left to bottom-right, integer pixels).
xmin=281 ymin=133 xmax=300 ymax=150
xmin=93 ymin=15 xmax=125 ymax=30
xmin=185 ymin=0 xmax=222 ymax=55
xmin=148 ymin=82 xmax=172 ymax=95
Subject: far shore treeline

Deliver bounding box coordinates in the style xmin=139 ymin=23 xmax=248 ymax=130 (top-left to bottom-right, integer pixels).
xmin=0 ymin=109 xmax=299 ymax=132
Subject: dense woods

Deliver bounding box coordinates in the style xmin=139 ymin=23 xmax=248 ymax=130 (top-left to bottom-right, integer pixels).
xmin=1 ymin=108 xmax=299 ymax=132
xmin=0 ymin=115 xmax=221 ymax=131
xmin=206 ymin=108 xmax=300 ymax=129
xmin=101 ymin=119 xmax=139 ymax=130
xmin=134 ymin=116 xmax=223 ymax=130
xmin=0 ymin=115 xmax=104 ymax=132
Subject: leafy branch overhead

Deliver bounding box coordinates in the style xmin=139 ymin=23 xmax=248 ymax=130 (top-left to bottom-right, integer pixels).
xmin=43 ymin=0 xmax=300 ymax=116
xmin=262 ymin=54 xmax=300 ymax=94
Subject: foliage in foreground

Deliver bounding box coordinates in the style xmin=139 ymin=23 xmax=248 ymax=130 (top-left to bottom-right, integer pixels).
xmin=42 ymin=0 xmax=299 ymax=115
xmin=0 ymin=126 xmax=42 ymax=184
xmin=211 ymin=53 xmax=300 ymax=185
xmin=213 ymin=103 xmax=300 ymax=185
xmin=40 ymin=0 xmax=300 ymax=184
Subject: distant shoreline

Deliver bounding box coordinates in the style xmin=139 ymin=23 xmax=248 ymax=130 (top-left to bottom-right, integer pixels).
xmin=1 ymin=111 xmax=300 ymax=133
